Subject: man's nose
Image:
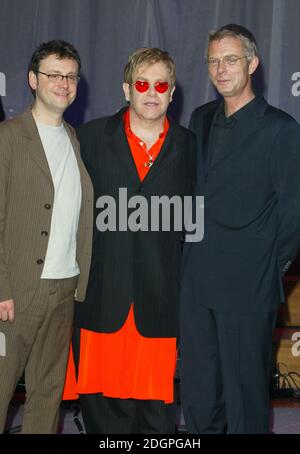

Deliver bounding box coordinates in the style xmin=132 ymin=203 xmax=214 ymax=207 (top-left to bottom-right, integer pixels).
xmin=147 ymin=84 xmax=157 ymax=95
xmin=59 ymin=76 xmax=69 ymax=87
xmin=216 ymin=60 xmax=227 ymax=72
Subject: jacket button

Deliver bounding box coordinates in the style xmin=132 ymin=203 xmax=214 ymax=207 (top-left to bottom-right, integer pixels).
xmin=37 ymin=259 xmax=44 ymax=265
xmin=44 ymin=203 xmax=51 ymax=209
xmin=41 ymin=231 xmax=48 ymax=237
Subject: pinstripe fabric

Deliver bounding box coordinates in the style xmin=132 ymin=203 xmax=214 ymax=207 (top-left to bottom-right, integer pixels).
xmin=0 ymin=276 xmax=77 ymax=433
xmin=0 ymin=108 xmax=93 ymax=433
xmin=74 ymin=108 xmax=196 ymax=337
xmin=0 ymin=107 xmax=93 ymax=308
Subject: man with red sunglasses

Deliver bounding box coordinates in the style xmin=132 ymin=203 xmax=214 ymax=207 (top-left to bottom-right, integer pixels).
xmin=63 ymin=47 xmax=196 ymax=434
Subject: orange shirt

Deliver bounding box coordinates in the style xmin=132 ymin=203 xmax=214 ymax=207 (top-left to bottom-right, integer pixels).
xmin=123 ymin=108 xmax=169 ymax=181
xmin=63 ymin=109 xmax=176 ymax=403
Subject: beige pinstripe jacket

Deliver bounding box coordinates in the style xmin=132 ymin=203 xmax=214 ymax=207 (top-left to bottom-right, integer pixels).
xmin=0 ymin=108 xmax=93 ymax=311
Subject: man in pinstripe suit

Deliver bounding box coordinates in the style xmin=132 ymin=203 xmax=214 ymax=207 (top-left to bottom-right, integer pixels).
xmin=0 ymin=40 xmax=93 ymax=433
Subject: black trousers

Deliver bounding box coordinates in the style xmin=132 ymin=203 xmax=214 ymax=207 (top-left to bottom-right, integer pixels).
xmin=180 ymin=303 xmax=277 ymax=434
xmin=79 ymin=393 xmax=177 ymax=434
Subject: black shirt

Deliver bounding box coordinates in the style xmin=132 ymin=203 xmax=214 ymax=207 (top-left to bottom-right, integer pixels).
xmin=208 ymin=95 xmax=262 ymax=167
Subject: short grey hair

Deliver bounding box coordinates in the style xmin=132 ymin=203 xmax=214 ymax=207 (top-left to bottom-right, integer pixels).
xmin=206 ymin=23 xmax=258 ymax=62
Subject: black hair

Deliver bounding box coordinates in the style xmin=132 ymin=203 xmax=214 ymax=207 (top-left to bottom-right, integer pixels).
xmin=28 ymin=39 xmax=81 ymax=74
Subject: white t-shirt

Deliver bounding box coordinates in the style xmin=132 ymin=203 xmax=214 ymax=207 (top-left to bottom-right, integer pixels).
xmin=36 ymin=122 xmax=82 ymax=279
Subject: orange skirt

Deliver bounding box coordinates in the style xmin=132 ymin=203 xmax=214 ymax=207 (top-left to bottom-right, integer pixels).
xmin=63 ymin=305 xmax=177 ymax=403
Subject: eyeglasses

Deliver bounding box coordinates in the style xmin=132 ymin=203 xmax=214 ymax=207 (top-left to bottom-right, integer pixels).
xmin=36 ymin=71 xmax=80 ymax=84
xmin=206 ymin=55 xmax=248 ymax=67
xmin=131 ymin=80 xmax=170 ymax=93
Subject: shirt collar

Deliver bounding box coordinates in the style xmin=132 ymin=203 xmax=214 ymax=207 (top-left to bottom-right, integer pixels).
xmin=214 ymin=94 xmax=263 ymax=129
xmin=123 ymin=108 xmax=169 ymax=140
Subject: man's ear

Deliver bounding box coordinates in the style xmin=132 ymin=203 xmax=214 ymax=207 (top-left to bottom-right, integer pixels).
xmin=123 ymin=82 xmax=131 ymax=102
xmin=248 ymin=56 xmax=259 ymax=75
xmin=28 ymin=71 xmax=38 ymax=91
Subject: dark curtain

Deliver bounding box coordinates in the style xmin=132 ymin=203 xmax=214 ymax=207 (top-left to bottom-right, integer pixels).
xmin=0 ymin=0 xmax=299 ymax=126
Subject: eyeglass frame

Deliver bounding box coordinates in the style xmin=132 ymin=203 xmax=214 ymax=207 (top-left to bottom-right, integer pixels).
xmin=130 ymin=80 xmax=170 ymax=93
xmin=206 ymin=55 xmax=249 ymax=67
xmin=35 ymin=70 xmax=81 ymax=84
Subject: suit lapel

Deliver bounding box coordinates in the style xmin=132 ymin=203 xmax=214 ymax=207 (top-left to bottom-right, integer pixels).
xmin=64 ymin=120 xmax=91 ymax=197
xmin=21 ymin=108 xmax=52 ymax=180
xmin=104 ymin=109 xmax=140 ymax=184
xmin=203 ymin=106 xmax=218 ymax=176
xmin=104 ymin=109 xmax=180 ymax=186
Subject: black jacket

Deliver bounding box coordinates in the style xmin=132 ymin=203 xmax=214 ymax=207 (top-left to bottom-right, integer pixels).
xmin=74 ymin=108 xmax=196 ymax=336
xmin=182 ymin=97 xmax=300 ymax=314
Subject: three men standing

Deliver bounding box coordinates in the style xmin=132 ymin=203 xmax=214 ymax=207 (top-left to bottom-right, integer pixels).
xmin=2 ymin=25 xmax=300 ymax=436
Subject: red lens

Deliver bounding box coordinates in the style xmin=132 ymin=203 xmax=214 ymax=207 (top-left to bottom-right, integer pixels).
xmin=133 ymin=80 xmax=169 ymax=93
xmin=134 ymin=80 xmax=150 ymax=92
xmin=154 ymin=82 xmax=169 ymax=93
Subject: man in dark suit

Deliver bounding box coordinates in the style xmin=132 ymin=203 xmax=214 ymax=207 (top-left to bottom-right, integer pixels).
xmin=67 ymin=47 xmax=196 ymax=434
xmin=0 ymin=40 xmax=93 ymax=433
xmin=180 ymin=24 xmax=300 ymax=434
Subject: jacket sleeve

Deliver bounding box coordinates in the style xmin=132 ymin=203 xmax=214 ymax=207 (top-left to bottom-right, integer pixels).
xmin=270 ymin=118 xmax=300 ymax=275
xmin=0 ymin=125 xmax=13 ymax=300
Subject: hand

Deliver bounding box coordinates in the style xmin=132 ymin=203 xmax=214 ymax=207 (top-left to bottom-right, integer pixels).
xmin=0 ymin=299 xmax=15 ymax=322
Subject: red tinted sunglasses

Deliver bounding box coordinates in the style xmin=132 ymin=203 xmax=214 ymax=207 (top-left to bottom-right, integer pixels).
xmin=132 ymin=80 xmax=170 ymax=93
